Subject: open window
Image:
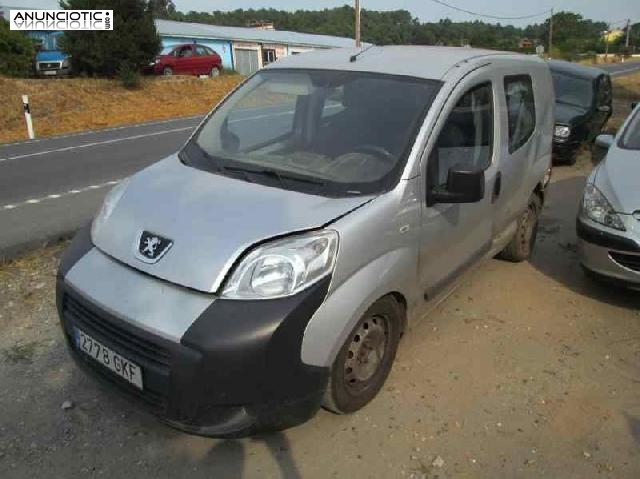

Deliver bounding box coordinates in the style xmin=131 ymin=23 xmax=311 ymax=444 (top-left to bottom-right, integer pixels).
xmin=431 ymin=82 xmax=494 ymax=188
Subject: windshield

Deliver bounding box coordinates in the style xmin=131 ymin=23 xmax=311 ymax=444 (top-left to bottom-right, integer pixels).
xmin=552 ymin=72 xmax=593 ymax=109
xmin=182 ymin=69 xmax=441 ymax=197
xmin=160 ymin=46 xmax=175 ymax=55
xmin=620 ymin=109 xmax=640 ymax=150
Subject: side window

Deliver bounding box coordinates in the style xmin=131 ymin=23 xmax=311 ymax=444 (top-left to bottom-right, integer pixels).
xmin=433 ymin=82 xmax=494 ymax=187
xmin=504 ymin=75 xmax=536 ymax=153
xmin=597 ymin=76 xmax=612 ymax=106
xmin=195 ymin=46 xmax=208 ymax=56
xmin=178 ymin=46 xmax=193 ymax=57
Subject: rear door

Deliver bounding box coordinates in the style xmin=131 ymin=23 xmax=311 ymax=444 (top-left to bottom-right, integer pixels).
xmin=194 ymin=45 xmax=211 ymax=75
xmin=419 ymin=72 xmax=500 ymax=299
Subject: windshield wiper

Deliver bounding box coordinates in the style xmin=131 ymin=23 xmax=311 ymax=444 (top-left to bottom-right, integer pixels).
xmin=223 ymin=165 xmax=325 ymax=189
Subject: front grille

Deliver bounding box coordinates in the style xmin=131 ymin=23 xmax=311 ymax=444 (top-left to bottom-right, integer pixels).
xmin=610 ymin=251 xmax=640 ymax=272
xmin=39 ymin=62 xmax=60 ymax=70
xmin=62 ymin=292 xmax=171 ymax=412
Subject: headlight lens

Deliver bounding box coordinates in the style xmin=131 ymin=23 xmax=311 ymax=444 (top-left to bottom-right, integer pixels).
xmin=222 ymin=230 xmax=339 ymax=299
xmin=91 ymin=179 xmax=129 ymax=240
xmin=554 ymin=125 xmax=571 ymax=139
xmin=61 ymin=58 xmax=70 ymax=68
xmin=580 ymin=184 xmax=626 ymax=231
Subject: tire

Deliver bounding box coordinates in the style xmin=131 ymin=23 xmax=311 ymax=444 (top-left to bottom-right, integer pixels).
xmin=163 ymin=66 xmax=173 ymax=76
xmin=210 ymin=66 xmax=220 ymax=78
xmin=499 ymin=194 xmax=542 ymax=262
xmin=323 ymin=296 xmax=403 ymax=414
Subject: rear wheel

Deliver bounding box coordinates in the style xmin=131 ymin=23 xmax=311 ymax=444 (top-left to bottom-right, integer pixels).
xmin=499 ymin=194 xmax=542 ymax=262
xmin=163 ymin=66 xmax=173 ymax=76
xmin=323 ymin=296 xmax=403 ymax=414
xmin=210 ymin=66 xmax=220 ymax=78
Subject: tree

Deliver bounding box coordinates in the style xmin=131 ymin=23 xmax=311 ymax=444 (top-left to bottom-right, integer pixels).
xmin=0 ymin=18 xmax=35 ymax=77
xmin=148 ymin=0 xmax=175 ymax=19
xmin=60 ymin=0 xmax=160 ymax=77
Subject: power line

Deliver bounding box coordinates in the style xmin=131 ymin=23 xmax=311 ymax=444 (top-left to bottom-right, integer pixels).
xmin=427 ymin=0 xmax=551 ymax=21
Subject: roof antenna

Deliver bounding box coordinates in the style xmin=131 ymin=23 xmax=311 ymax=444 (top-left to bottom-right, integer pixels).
xmin=350 ymin=44 xmax=375 ymax=63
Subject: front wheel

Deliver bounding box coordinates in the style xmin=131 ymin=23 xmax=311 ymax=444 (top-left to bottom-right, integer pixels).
xmin=498 ymin=194 xmax=542 ymax=262
xmin=323 ymin=296 xmax=403 ymax=414
xmin=163 ymin=66 xmax=173 ymax=76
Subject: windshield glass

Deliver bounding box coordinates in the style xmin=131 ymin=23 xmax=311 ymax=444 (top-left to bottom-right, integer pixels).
xmin=183 ymin=69 xmax=441 ymax=197
xmin=552 ymin=72 xmax=593 ymax=109
xmin=620 ymin=109 xmax=640 ymax=150
xmin=160 ymin=46 xmax=174 ymax=55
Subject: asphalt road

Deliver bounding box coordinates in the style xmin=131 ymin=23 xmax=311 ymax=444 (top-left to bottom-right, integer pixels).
xmin=1 ymin=61 xmax=639 ymax=261
xmin=599 ymin=60 xmax=640 ymax=76
xmin=0 ymin=115 xmax=201 ymax=260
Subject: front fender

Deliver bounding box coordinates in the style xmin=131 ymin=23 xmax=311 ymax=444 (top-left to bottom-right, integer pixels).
xmin=300 ymin=247 xmax=415 ymax=367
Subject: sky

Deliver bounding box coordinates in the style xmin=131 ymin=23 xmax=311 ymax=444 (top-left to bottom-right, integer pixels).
xmin=10 ymin=0 xmax=640 ymax=28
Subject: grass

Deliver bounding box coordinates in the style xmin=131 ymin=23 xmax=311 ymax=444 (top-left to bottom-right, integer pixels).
xmin=0 ymin=74 xmax=243 ymax=143
xmin=607 ymin=71 xmax=640 ymax=131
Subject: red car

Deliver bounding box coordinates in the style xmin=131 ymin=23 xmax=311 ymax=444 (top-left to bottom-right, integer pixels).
xmin=152 ymin=44 xmax=223 ymax=77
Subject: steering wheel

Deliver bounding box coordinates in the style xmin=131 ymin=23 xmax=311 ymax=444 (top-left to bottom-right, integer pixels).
xmin=351 ymin=144 xmax=395 ymax=162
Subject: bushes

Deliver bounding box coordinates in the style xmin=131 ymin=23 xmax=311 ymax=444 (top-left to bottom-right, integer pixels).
xmin=0 ymin=19 xmax=35 ymax=77
xmin=60 ymin=0 xmax=160 ymax=78
xmin=118 ymin=61 xmax=141 ymax=89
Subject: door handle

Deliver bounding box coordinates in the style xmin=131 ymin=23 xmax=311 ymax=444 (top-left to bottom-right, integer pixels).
xmin=492 ymin=172 xmax=502 ymax=203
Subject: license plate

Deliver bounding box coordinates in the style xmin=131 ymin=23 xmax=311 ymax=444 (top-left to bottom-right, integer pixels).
xmin=43 ymin=70 xmax=57 ymax=76
xmin=75 ymin=328 xmax=143 ymax=389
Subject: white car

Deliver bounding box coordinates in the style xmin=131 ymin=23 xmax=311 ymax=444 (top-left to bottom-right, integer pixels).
xmin=578 ymin=102 xmax=640 ymax=288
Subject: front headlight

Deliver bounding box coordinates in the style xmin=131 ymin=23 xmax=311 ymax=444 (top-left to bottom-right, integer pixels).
xmin=61 ymin=58 xmax=70 ymax=68
xmin=91 ymin=179 xmax=129 ymax=240
xmin=580 ymin=184 xmax=626 ymax=231
xmin=222 ymin=230 xmax=339 ymax=299
xmin=554 ymin=125 xmax=571 ymax=139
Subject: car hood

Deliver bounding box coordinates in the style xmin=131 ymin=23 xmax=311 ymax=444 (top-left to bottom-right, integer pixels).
xmin=554 ymin=102 xmax=589 ymax=125
xmin=36 ymin=51 xmax=66 ymax=62
xmin=595 ymin=147 xmax=640 ymax=214
xmin=92 ymin=155 xmax=374 ymax=293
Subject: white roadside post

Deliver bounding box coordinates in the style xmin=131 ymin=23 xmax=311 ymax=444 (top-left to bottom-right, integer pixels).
xmin=22 ymin=95 xmax=35 ymax=139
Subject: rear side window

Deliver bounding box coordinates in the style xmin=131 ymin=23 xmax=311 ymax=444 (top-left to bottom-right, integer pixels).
xmin=195 ymin=46 xmax=208 ymax=56
xmin=504 ymin=75 xmax=536 ymax=153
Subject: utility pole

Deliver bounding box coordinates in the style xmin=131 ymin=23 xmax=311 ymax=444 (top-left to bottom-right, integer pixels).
xmin=604 ymin=25 xmax=610 ymax=62
xmin=548 ymin=8 xmax=553 ymax=59
xmin=625 ymin=18 xmax=631 ymax=48
xmin=355 ymin=0 xmax=361 ymax=47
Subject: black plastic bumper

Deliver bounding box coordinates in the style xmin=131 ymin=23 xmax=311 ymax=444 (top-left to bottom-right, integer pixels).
xmin=56 ymin=228 xmax=330 ymax=437
xmin=552 ymin=139 xmax=581 ymax=162
xmin=576 ymin=218 xmax=640 ymax=253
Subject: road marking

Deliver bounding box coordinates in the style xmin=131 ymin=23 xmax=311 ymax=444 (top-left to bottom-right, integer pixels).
xmin=0 ymin=126 xmax=193 ymax=163
xmin=610 ymin=66 xmax=640 ymax=77
xmin=0 ymin=179 xmax=122 ymax=211
xmin=0 ymin=115 xmax=203 ymax=148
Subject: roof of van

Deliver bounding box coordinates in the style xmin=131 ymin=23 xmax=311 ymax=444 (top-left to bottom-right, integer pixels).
xmin=267 ymin=45 xmax=538 ymax=80
xmin=548 ymin=60 xmax=608 ymax=78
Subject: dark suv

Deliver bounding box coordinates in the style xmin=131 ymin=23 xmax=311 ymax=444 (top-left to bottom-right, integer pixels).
xmin=549 ymin=60 xmax=612 ymax=165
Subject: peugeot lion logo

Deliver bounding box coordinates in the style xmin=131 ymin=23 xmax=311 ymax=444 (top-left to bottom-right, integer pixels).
xmin=135 ymin=231 xmax=173 ymax=264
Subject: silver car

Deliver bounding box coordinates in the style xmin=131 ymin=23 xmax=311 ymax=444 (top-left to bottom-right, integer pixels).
xmin=578 ymin=103 xmax=640 ymax=289
xmin=56 ymin=46 xmax=554 ymax=437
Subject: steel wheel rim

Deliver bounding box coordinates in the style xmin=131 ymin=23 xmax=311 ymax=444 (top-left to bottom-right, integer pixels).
xmin=344 ymin=314 xmax=389 ymax=394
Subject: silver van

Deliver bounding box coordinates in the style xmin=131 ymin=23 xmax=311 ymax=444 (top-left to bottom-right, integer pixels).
xmin=56 ymin=46 xmax=554 ymax=437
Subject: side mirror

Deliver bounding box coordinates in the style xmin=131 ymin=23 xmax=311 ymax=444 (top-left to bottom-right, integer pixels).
xmin=592 ymin=134 xmax=614 ymax=163
xmin=594 ymin=134 xmax=614 ymax=149
xmin=430 ymin=167 xmax=485 ymax=205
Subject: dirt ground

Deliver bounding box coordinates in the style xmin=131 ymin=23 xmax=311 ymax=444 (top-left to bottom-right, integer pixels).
xmin=0 ymin=151 xmax=639 ymax=479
